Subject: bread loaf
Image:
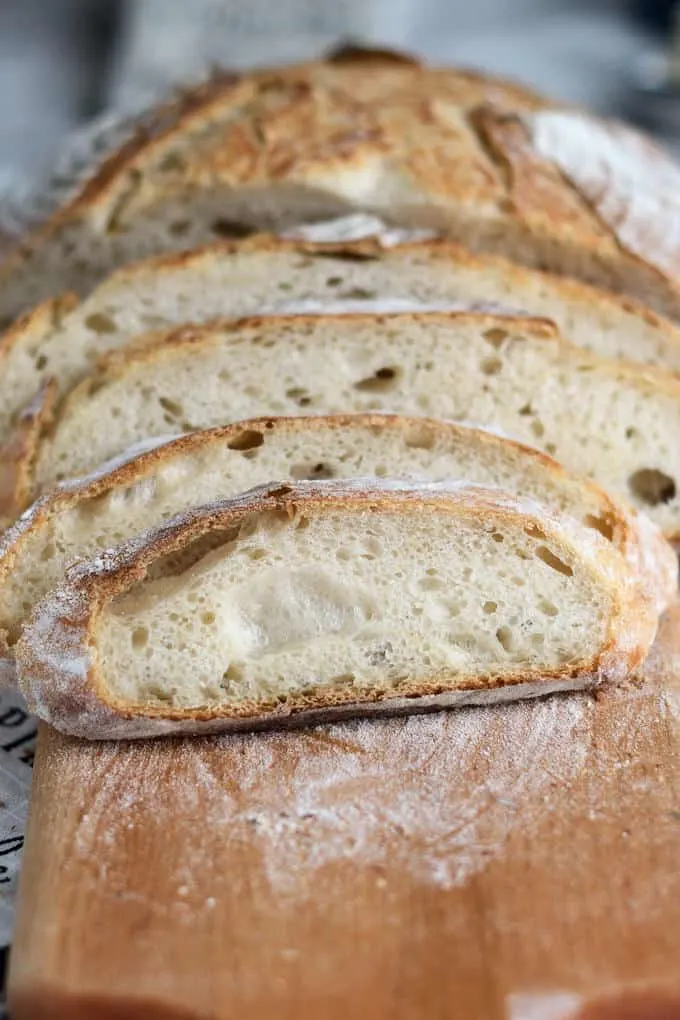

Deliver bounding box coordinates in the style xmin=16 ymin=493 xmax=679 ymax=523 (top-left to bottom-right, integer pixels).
xmin=2 ymin=48 xmax=680 ymax=321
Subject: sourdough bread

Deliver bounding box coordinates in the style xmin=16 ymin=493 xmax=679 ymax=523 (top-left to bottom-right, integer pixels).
xmin=1 ymin=413 xmax=672 ymax=680
xmin=1 ymin=48 xmax=680 ymax=320
xmin=22 ymin=311 xmax=680 ymax=539
xmin=2 ymin=234 xmax=680 ymax=466
xmin=15 ymin=480 xmax=658 ymax=740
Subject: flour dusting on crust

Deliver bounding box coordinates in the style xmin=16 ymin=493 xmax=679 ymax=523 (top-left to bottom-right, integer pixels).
xmin=529 ymin=111 xmax=680 ymax=280
xmin=280 ymin=214 xmax=437 ymax=247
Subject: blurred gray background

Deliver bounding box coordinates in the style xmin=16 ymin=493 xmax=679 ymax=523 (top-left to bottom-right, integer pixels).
xmin=0 ymin=0 xmax=675 ymax=191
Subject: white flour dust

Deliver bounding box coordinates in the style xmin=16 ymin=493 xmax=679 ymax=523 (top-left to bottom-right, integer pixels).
xmin=71 ymin=694 xmax=593 ymax=897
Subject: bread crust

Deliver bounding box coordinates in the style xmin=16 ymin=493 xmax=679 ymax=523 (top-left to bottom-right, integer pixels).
xmin=1 ymin=48 xmax=679 ymax=318
xmin=0 ymin=380 xmax=57 ymax=528
xmin=16 ymin=480 xmax=658 ymax=740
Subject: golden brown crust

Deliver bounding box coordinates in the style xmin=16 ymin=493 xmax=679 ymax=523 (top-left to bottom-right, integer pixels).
xmin=16 ymin=481 xmax=658 ymax=740
xmin=2 ymin=47 xmax=680 ymax=320
xmin=29 ymin=56 xmax=549 ymax=229
xmin=0 ymin=381 xmax=57 ymax=528
xmin=0 ymin=52 xmax=559 ymax=308
xmin=470 ymin=107 xmax=612 ymax=252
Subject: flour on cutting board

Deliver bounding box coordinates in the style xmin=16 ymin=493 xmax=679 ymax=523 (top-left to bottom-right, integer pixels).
xmin=506 ymin=991 xmax=583 ymax=1020
xmin=70 ymin=693 xmax=595 ymax=901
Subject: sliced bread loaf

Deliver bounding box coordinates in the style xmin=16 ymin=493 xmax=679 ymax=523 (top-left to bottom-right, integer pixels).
xmin=1 ymin=48 xmax=680 ymax=321
xmin=1 ymin=413 xmax=672 ymax=682
xmin=2 ymin=234 xmax=680 ymax=464
xmin=22 ymin=311 xmax=680 ymax=539
xmin=15 ymin=479 xmax=659 ymax=740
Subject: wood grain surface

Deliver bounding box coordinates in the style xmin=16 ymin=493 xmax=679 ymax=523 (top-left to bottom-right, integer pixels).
xmin=7 ymin=605 xmax=680 ymax=1020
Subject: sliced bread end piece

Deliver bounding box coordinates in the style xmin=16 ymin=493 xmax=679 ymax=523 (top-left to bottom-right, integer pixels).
xmin=16 ymin=480 xmax=659 ymax=740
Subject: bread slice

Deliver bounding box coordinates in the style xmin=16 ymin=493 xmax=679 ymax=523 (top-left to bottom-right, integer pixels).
xmin=1 ymin=413 xmax=672 ymax=682
xmin=23 ymin=311 xmax=680 ymax=539
xmin=3 ymin=233 xmax=680 ymax=469
xmin=15 ymin=479 xmax=659 ymax=740
xmin=1 ymin=47 xmax=680 ymax=321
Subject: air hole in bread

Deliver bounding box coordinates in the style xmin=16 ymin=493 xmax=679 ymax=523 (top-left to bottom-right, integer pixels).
xmin=340 ymin=286 xmax=378 ymax=300
xmin=545 ymin=443 xmax=557 ymax=455
xmin=483 ymin=601 xmax=497 ymax=614
xmin=285 ymin=387 xmax=312 ymax=407
xmin=530 ymin=419 xmax=545 ymax=439
xmin=491 ymin=532 xmax=504 ymax=543
xmin=419 ymin=575 xmax=447 ymax=591
xmin=354 ymin=366 xmax=401 ymax=392
xmin=277 ymin=281 xmax=293 ymax=292
xmin=483 ymin=327 xmax=509 ymax=348
xmin=496 ymin=626 xmax=514 ymax=652
xmin=481 ymin=356 xmax=502 ymax=376
xmin=201 ymin=611 xmax=216 ymax=626
xmin=169 ymin=220 xmax=191 ymax=237
xmin=628 ymin=468 xmax=677 ymax=507
xmin=158 ymin=151 xmax=186 ymax=173
xmin=159 ymin=396 xmax=185 ymax=421
xmin=290 ymin=461 xmax=335 ymax=480
xmin=35 ymin=354 xmax=48 ymax=370
xmin=584 ymin=512 xmax=615 ymax=542
xmin=246 ymin=548 xmax=269 ymax=561
xmin=131 ymin=627 xmax=148 ymax=651
xmin=519 ymin=402 xmax=533 ymax=416
xmin=211 ymin=219 xmax=255 ymax=238
xmin=311 ymin=462 xmax=334 ymax=479
xmin=538 ymin=598 xmax=559 ymax=617
xmin=625 ymin=427 xmax=638 ymax=440
xmin=404 ymin=425 xmax=436 ymax=450
xmin=535 ymin=546 xmax=573 ymax=576
xmin=222 ymin=663 xmax=244 ymax=688
xmin=330 ymin=673 xmax=356 ymax=686
xmin=226 ymin=430 xmax=265 ymax=452
xmin=40 ymin=543 xmax=55 ymax=563
xmin=326 ymin=276 xmax=344 ymax=287
xmin=524 ymin=522 xmax=546 ymax=540
xmin=85 ymin=313 xmax=117 ymax=335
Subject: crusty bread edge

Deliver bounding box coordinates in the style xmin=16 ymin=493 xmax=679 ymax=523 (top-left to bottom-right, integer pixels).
xmin=16 ymin=480 xmax=658 ymax=740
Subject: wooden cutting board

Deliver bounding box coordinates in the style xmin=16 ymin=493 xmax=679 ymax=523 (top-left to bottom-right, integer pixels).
xmin=7 ymin=606 xmax=680 ymax=1020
